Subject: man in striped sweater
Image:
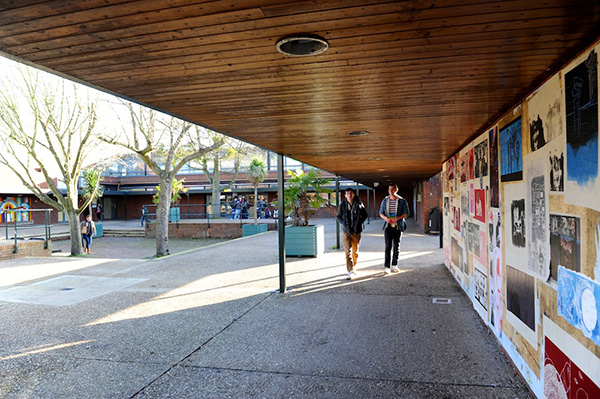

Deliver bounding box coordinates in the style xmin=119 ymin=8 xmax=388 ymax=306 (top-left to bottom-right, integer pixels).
xmin=379 ymin=183 xmax=410 ymax=274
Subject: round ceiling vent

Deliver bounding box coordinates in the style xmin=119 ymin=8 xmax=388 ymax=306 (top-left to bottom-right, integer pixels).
xmin=347 ymin=130 xmax=370 ymax=136
xmin=276 ymin=36 xmax=329 ymax=57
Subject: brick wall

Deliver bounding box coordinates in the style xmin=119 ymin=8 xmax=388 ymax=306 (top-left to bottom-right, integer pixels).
xmin=0 ymin=240 xmax=52 ymax=260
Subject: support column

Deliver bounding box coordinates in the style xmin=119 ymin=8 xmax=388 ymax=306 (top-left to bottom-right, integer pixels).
xmin=335 ymin=176 xmax=340 ymax=250
xmin=366 ymin=187 xmax=370 ymax=224
xmin=277 ymin=154 xmax=286 ymax=293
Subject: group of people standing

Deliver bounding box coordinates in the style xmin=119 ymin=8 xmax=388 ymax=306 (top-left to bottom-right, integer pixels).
xmin=336 ymin=183 xmax=410 ymax=280
xmin=230 ymin=196 xmax=274 ymax=219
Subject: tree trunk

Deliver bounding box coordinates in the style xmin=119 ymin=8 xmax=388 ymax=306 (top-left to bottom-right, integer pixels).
xmin=67 ymin=208 xmax=83 ymax=255
xmin=254 ymin=186 xmax=258 ymax=225
xmin=156 ymin=174 xmax=173 ymax=257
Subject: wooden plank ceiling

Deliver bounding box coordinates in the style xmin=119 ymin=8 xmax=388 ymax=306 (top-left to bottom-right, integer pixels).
xmin=1 ymin=0 xmax=599 ymax=187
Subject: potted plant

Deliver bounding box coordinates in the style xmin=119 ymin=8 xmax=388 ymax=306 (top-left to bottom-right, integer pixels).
xmin=82 ymin=168 xmax=104 ymax=237
xmin=243 ymin=158 xmax=268 ymax=236
xmin=283 ymin=169 xmax=332 ymax=256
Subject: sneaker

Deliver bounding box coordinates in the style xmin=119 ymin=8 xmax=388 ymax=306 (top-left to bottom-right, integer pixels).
xmin=347 ymin=272 xmax=353 ymax=280
xmin=384 ymin=267 xmax=391 ymax=275
xmin=391 ymin=266 xmax=400 ymax=273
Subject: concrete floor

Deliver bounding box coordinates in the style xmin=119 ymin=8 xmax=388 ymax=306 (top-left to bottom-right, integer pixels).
xmin=0 ymin=218 xmax=533 ymax=398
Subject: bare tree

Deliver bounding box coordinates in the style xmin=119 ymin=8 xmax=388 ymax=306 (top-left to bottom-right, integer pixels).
xmin=195 ymin=130 xmax=259 ymax=217
xmin=103 ymin=102 xmax=222 ymax=256
xmin=0 ymin=66 xmax=103 ymax=255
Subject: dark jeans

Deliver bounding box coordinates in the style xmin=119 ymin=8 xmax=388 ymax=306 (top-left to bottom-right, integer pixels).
xmin=82 ymin=234 xmax=92 ymax=250
xmin=384 ymin=226 xmax=402 ymax=268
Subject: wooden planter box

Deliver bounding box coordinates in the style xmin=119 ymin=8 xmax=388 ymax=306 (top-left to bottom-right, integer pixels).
xmin=285 ymin=224 xmax=324 ymax=257
xmin=169 ymin=207 xmax=180 ymax=223
xmin=93 ymin=222 xmax=103 ymax=238
xmin=242 ymin=224 xmax=268 ymax=237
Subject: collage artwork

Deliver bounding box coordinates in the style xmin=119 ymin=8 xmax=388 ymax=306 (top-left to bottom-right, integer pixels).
xmin=442 ymin=44 xmax=600 ymax=398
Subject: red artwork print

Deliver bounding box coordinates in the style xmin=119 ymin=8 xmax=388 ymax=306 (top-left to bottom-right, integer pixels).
xmin=468 ymin=148 xmax=475 ymax=180
xmin=474 ymin=189 xmax=486 ymax=223
xmin=544 ymin=337 xmax=600 ymax=399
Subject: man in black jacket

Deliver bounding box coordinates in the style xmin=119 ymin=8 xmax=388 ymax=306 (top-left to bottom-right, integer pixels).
xmin=336 ymin=188 xmax=369 ymax=280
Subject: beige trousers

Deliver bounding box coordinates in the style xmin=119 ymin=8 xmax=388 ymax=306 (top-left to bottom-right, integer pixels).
xmin=342 ymin=232 xmax=361 ymax=272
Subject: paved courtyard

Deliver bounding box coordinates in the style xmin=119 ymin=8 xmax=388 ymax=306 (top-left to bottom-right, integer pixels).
xmin=0 ymin=218 xmax=533 ymax=398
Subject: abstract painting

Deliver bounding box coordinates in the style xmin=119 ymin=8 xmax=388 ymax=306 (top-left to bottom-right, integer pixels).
xmin=525 ymin=150 xmax=550 ymax=280
xmin=500 ymin=117 xmax=523 ymax=182
xmin=558 ymin=266 xmax=600 ymax=345
xmin=564 ymin=49 xmax=600 ymax=211
xmin=506 ymin=265 xmax=536 ymax=344
xmin=489 ymin=127 xmax=500 ymax=207
xmin=550 ymin=214 xmax=581 ymax=280
xmin=489 ymin=209 xmax=503 ymax=336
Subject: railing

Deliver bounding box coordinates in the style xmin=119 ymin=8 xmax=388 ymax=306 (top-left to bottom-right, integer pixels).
xmin=141 ymin=203 xmax=278 ymax=228
xmin=0 ymin=208 xmax=53 ymax=254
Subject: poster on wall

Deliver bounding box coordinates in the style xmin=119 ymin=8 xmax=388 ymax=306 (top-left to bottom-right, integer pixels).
xmin=524 ymin=150 xmax=550 ymax=280
xmin=547 ymin=136 xmax=565 ymax=193
xmin=453 ymin=206 xmax=461 ymax=232
xmin=0 ymin=197 xmax=31 ymax=223
xmin=543 ymin=316 xmax=600 ymax=399
xmin=500 ymin=116 xmax=523 ymax=182
xmin=489 ymin=127 xmax=500 ymax=208
xmin=474 ymin=139 xmax=489 ymax=178
xmin=448 ymin=157 xmax=455 ymax=181
xmin=564 ymin=48 xmax=600 ymax=212
xmin=527 ymin=74 xmax=564 ymax=151
xmin=474 ymin=189 xmax=486 ymax=223
xmin=461 ymin=190 xmax=469 ymax=220
xmin=467 ymin=221 xmax=480 ymax=258
xmin=549 ymin=214 xmax=581 ymax=280
xmin=451 ymin=236 xmax=459 ymax=267
xmin=504 ymin=183 xmax=527 ymax=270
xmin=557 ymin=266 xmax=600 ymax=346
xmin=544 ymin=335 xmax=600 ymax=399
xmin=506 ymin=265 xmax=537 ymax=346
xmin=468 ymin=147 xmax=475 ymax=180
xmin=473 ymin=260 xmax=488 ymax=321
xmin=460 ymin=152 xmax=468 ymax=183
xmin=489 ymin=209 xmax=503 ymax=337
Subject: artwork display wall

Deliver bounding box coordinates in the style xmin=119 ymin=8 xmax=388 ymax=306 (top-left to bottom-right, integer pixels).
xmin=0 ymin=196 xmax=31 ymax=223
xmin=442 ymin=40 xmax=600 ymax=398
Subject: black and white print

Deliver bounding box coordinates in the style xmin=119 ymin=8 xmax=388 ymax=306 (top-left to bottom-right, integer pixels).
xmin=511 ymin=199 xmax=525 ymax=248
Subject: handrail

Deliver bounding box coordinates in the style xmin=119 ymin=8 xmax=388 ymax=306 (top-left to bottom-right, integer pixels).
xmin=140 ymin=202 xmax=278 ymax=224
xmin=0 ymin=208 xmax=53 ymax=254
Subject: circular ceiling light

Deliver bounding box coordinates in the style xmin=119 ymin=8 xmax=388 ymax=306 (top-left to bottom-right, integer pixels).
xmin=347 ymin=130 xmax=370 ymax=136
xmin=276 ymin=35 xmax=329 ymax=57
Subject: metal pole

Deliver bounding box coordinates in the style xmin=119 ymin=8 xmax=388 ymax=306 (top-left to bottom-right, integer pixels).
xmin=277 ymin=153 xmax=286 ymax=293
xmin=366 ymin=187 xmax=370 ymax=224
xmin=374 ymin=189 xmax=377 ymax=221
xmin=335 ymin=176 xmax=340 ymax=250
xmin=13 ymin=211 xmax=17 ymax=254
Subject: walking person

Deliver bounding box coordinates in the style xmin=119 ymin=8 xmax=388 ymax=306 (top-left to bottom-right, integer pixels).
xmin=80 ymin=214 xmax=96 ymax=254
xmin=95 ymin=202 xmax=103 ymax=221
xmin=141 ymin=205 xmax=149 ymax=226
xmin=336 ymin=187 xmax=368 ymax=280
xmin=379 ymin=183 xmax=410 ymax=274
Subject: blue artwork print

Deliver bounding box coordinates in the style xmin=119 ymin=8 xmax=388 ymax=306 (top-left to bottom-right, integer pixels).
xmin=565 ymin=50 xmax=598 ymax=187
xmin=500 ymin=117 xmax=523 ymax=182
xmin=557 ymin=266 xmax=600 ymax=345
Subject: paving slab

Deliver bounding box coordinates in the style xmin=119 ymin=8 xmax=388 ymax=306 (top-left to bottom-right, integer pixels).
xmin=0 ymin=218 xmax=534 ymax=398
